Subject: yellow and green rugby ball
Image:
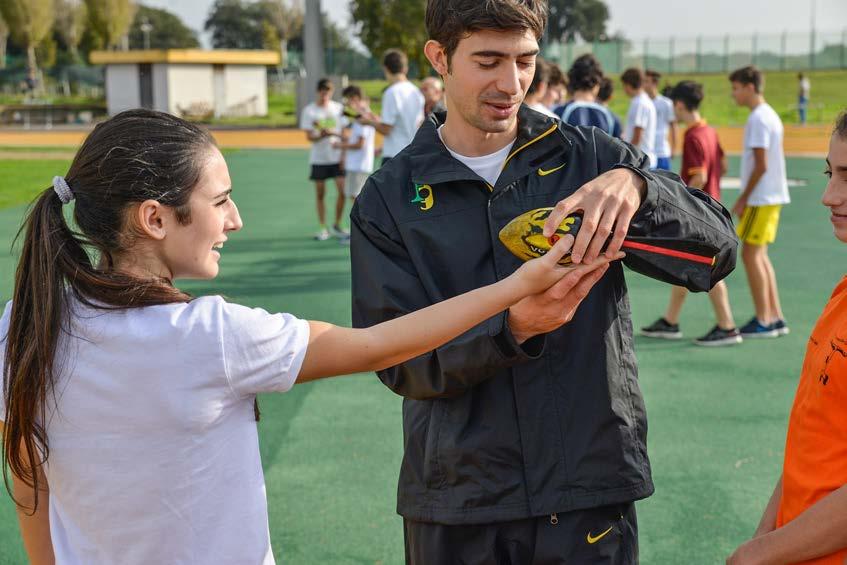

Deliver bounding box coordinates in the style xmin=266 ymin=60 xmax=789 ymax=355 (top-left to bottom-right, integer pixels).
xmin=499 ymin=208 xmax=582 ymax=266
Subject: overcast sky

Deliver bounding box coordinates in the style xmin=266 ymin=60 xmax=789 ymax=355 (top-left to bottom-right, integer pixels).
xmin=144 ymin=0 xmax=847 ymax=50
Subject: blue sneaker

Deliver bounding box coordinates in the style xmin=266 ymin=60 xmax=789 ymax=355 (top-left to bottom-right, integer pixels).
xmin=772 ymin=319 xmax=790 ymax=336
xmin=739 ymin=317 xmax=779 ymax=338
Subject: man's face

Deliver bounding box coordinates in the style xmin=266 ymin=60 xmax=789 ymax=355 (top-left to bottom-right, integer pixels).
xmin=730 ymin=81 xmax=754 ymax=106
xmin=622 ymin=83 xmax=636 ymax=98
xmin=644 ymin=76 xmax=657 ymax=96
xmin=317 ymin=87 xmax=332 ymax=104
xmin=672 ymin=100 xmax=687 ymax=121
xmin=822 ymin=133 xmax=847 ymax=243
xmin=345 ymin=95 xmax=364 ymax=111
xmin=434 ymin=29 xmax=539 ymax=134
xmin=542 ymin=84 xmax=565 ymax=108
xmin=421 ymin=81 xmax=442 ymax=104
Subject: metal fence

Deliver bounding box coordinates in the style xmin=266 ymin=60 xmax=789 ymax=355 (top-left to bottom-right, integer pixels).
xmin=547 ymin=29 xmax=847 ymax=75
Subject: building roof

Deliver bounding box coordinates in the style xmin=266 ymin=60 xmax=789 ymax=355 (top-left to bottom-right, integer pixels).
xmin=89 ymin=49 xmax=280 ymax=66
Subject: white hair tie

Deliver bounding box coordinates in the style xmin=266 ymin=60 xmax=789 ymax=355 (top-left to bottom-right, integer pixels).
xmin=52 ymin=176 xmax=74 ymax=204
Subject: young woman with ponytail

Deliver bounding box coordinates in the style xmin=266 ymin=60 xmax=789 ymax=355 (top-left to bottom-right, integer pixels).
xmin=0 ymin=109 xmax=616 ymax=563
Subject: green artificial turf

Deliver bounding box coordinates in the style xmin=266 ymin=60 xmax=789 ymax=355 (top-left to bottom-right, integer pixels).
xmin=0 ymin=150 xmax=839 ymax=564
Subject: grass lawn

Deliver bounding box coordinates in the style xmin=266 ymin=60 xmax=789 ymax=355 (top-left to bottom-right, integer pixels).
xmin=2 ymin=69 xmax=842 ymax=130
xmin=0 ymin=149 xmax=840 ymax=563
xmin=0 ymin=159 xmax=73 ymax=209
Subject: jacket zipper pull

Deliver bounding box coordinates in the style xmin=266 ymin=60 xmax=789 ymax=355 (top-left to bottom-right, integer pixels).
xmin=550 ymin=513 xmax=559 ymax=525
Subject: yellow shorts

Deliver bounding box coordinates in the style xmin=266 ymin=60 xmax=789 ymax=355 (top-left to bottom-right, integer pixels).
xmin=736 ymin=205 xmax=781 ymax=245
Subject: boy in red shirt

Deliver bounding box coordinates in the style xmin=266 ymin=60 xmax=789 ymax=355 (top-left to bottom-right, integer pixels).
xmin=728 ymin=112 xmax=847 ymax=565
xmin=641 ymin=81 xmax=741 ymax=345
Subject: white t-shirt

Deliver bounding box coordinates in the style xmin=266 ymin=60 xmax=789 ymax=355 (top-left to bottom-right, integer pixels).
xmin=799 ymin=77 xmax=811 ymax=98
xmin=624 ymin=91 xmax=657 ymax=168
xmin=344 ymin=121 xmax=376 ymax=173
xmin=381 ymin=81 xmax=425 ymax=158
xmin=652 ymin=94 xmax=674 ymax=158
xmin=437 ymin=125 xmax=513 ymax=187
xmin=741 ymin=103 xmax=790 ymax=206
xmin=300 ymin=101 xmax=344 ymax=165
xmin=0 ymin=296 xmax=310 ymax=564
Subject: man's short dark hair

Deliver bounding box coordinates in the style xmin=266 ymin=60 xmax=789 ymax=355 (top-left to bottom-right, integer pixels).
xmin=527 ymin=57 xmax=550 ymax=95
xmin=425 ymin=0 xmax=548 ymax=63
xmin=597 ymin=76 xmax=614 ymax=102
xmin=316 ymin=78 xmax=333 ymax=92
xmin=620 ymin=68 xmax=643 ymax=89
xmin=383 ymin=49 xmax=408 ymax=74
xmin=567 ymin=53 xmax=604 ymax=92
xmin=645 ymin=69 xmax=661 ymax=83
xmin=342 ymin=85 xmax=363 ymax=99
xmin=835 ymin=111 xmax=847 ymax=140
xmin=670 ymin=80 xmax=704 ymax=111
xmin=729 ymin=65 xmax=764 ymax=93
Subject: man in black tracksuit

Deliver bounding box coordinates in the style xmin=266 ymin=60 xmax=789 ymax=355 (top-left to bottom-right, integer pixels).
xmin=349 ymin=2 xmax=738 ymax=563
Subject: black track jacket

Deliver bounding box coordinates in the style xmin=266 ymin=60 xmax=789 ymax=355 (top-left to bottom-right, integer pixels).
xmin=350 ymin=106 xmax=737 ymax=525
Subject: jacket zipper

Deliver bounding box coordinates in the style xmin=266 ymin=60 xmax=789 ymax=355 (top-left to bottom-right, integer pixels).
xmin=550 ymin=512 xmax=559 ymax=525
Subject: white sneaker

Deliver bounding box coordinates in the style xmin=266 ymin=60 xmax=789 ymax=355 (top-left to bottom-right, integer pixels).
xmin=330 ymin=224 xmax=350 ymax=238
xmin=314 ymin=228 xmax=330 ymax=241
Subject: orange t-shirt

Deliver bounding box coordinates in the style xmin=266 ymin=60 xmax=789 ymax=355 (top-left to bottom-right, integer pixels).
xmin=777 ymin=276 xmax=847 ymax=565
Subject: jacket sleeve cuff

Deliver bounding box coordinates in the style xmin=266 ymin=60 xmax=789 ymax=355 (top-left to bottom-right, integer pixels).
xmin=612 ymin=163 xmax=659 ymax=220
xmin=489 ymin=311 xmax=546 ymax=361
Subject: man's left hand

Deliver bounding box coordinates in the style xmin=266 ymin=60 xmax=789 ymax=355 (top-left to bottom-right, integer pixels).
xmin=543 ymin=168 xmax=646 ymax=264
xmin=731 ymin=195 xmax=748 ymax=219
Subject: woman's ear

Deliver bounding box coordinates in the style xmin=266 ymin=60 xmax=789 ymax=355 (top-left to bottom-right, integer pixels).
xmin=133 ymin=199 xmax=168 ymax=241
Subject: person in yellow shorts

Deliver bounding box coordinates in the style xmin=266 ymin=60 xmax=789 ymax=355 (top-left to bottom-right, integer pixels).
xmin=729 ymin=66 xmax=791 ymax=338
xmin=727 ymin=112 xmax=847 ymax=564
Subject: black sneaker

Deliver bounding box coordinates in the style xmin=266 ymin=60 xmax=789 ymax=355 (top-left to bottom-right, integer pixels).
xmin=640 ymin=318 xmax=682 ymax=339
xmin=693 ymin=325 xmax=743 ymax=347
xmin=772 ymin=319 xmax=790 ymax=336
xmin=739 ymin=317 xmax=779 ymax=338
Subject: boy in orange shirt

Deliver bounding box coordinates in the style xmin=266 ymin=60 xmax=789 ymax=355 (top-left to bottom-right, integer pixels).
xmin=728 ymin=112 xmax=847 ymax=564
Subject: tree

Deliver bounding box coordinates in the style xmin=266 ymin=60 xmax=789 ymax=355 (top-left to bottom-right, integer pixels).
xmin=84 ymin=0 xmax=136 ymax=49
xmin=0 ymin=0 xmax=54 ymax=80
xmin=350 ymin=0 xmax=428 ymax=77
xmin=258 ymin=0 xmax=302 ymax=68
xmin=0 ymin=11 xmax=7 ymax=70
xmin=547 ymin=0 xmax=609 ymax=43
xmin=129 ymin=5 xmax=199 ymax=49
xmin=204 ymin=0 xmax=265 ymax=49
xmin=205 ymin=0 xmax=347 ymax=56
xmin=54 ymin=0 xmax=88 ymax=62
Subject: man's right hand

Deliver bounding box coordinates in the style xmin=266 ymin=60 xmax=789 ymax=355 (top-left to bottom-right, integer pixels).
xmin=507 ymin=254 xmax=618 ymax=344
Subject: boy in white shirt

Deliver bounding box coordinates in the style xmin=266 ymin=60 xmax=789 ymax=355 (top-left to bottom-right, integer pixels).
xmin=359 ymin=49 xmax=425 ymax=166
xmin=729 ymin=65 xmax=791 ymax=337
xmin=620 ymin=68 xmax=657 ymax=168
xmin=300 ymin=78 xmax=347 ymax=241
xmin=333 ymin=85 xmax=376 ymax=244
xmin=645 ymin=69 xmax=677 ymax=171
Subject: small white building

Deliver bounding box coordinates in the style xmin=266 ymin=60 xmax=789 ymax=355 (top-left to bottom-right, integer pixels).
xmin=90 ymin=49 xmax=280 ymax=119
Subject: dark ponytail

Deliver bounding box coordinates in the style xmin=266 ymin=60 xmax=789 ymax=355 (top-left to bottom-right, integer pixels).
xmin=3 ymin=109 xmax=217 ymax=512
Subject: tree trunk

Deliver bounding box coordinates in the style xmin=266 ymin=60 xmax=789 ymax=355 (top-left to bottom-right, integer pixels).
xmin=0 ymin=33 xmax=6 ymax=70
xmin=280 ymin=38 xmax=288 ymax=70
xmin=26 ymin=44 xmax=39 ymax=88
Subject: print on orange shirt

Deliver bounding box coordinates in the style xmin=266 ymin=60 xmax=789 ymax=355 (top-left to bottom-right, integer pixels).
xmin=777 ymin=276 xmax=847 ymax=565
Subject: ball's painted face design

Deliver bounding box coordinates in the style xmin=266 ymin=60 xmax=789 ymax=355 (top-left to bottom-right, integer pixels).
xmin=499 ymin=208 xmax=581 ymax=265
